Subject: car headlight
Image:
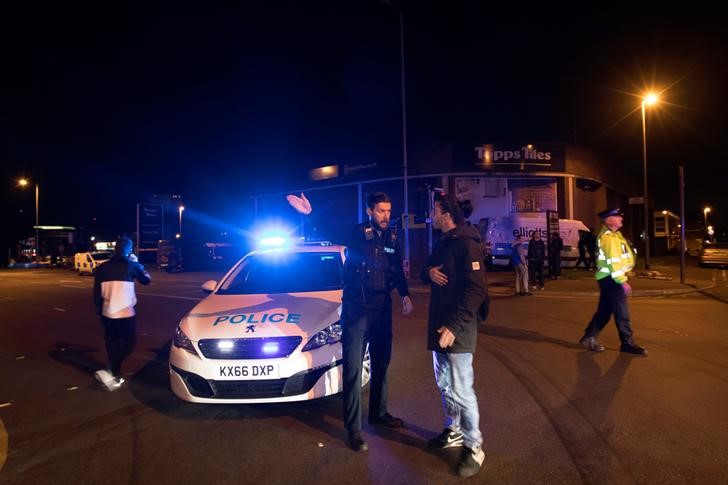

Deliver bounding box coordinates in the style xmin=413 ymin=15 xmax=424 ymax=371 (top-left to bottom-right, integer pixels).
xmin=173 ymin=325 xmax=199 ymax=356
xmin=302 ymin=321 xmax=342 ymax=352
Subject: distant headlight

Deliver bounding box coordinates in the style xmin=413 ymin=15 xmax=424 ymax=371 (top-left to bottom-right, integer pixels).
xmin=173 ymin=325 xmax=199 ymax=356
xmin=302 ymin=321 xmax=342 ymax=352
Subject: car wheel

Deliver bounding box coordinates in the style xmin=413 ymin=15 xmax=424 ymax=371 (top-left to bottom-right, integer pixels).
xmin=361 ymin=344 xmax=371 ymax=387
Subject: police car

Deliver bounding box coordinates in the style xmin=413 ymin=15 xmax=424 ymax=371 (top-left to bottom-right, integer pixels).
xmin=169 ymin=237 xmax=371 ymax=403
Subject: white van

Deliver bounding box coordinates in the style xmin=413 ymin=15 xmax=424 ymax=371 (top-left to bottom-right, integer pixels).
xmin=485 ymin=214 xmax=589 ymax=267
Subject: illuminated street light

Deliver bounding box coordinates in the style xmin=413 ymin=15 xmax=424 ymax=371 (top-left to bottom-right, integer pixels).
xmin=704 ymin=207 xmax=712 ymax=242
xmin=178 ymin=206 xmax=185 ymax=237
xmin=641 ymin=92 xmax=659 ymax=269
xmin=17 ymin=178 xmax=40 ymax=263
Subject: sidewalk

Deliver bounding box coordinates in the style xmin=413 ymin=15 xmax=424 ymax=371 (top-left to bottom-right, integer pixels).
xmin=409 ymin=256 xmax=716 ymax=298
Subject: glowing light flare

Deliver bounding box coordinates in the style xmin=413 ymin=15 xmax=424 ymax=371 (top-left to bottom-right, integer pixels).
xmin=643 ymin=93 xmax=659 ymax=106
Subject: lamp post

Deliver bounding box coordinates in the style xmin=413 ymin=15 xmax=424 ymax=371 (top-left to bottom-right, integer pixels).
xmin=703 ymin=206 xmax=711 ymax=241
xmin=641 ymin=93 xmax=659 ymax=269
xmin=381 ymin=0 xmax=410 ymax=277
xmin=178 ymin=206 xmax=185 ymax=237
xmin=18 ymin=178 xmax=40 ymax=263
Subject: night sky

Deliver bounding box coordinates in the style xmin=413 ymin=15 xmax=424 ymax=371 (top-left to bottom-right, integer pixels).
xmin=2 ymin=2 xmax=727 ymax=252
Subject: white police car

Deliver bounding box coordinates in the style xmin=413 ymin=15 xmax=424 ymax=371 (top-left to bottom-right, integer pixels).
xmin=169 ymin=238 xmax=371 ymax=403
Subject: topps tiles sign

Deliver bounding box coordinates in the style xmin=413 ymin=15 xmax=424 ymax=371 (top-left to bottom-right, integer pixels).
xmin=474 ymin=144 xmax=565 ymax=172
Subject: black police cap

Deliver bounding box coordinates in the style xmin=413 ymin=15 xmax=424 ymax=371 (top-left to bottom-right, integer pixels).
xmin=597 ymin=208 xmax=624 ymax=219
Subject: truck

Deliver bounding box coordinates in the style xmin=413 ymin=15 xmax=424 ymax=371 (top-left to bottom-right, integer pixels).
xmin=484 ymin=214 xmax=590 ymax=267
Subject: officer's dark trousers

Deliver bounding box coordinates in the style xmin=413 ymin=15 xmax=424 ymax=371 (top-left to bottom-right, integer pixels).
xmin=101 ymin=316 xmax=137 ymax=378
xmin=341 ymin=292 xmax=392 ymax=433
xmin=583 ymin=277 xmax=634 ymax=342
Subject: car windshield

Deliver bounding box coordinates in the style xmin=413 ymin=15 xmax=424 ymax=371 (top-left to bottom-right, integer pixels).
xmin=217 ymin=251 xmax=343 ymax=294
xmin=92 ymin=252 xmax=112 ymax=261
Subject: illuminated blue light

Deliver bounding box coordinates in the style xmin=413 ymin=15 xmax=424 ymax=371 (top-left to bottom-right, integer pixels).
xmin=262 ymin=342 xmax=280 ymax=355
xmin=217 ymin=340 xmax=234 ymax=351
xmin=259 ymin=236 xmax=288 ymax=248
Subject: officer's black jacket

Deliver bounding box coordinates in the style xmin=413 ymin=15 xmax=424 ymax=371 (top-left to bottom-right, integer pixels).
xmin=421 ymin=224 xmax=488 ymax=353
xmin=303 ymin=214 xmax=409 ymax=304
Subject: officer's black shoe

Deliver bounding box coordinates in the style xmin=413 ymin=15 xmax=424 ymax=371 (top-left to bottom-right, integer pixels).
xmin=347 ymin=431 xmax=368 ymax=452
xmin=369 ymin=412 xmax=405 ymax=429
xmin=620 ymin=340 xmax=648 ymax=356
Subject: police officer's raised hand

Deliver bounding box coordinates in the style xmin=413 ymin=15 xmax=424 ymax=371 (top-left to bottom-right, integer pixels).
xmin=401 ymin=295 xmax=413 ymax=315
xmin=286 ymin=193 xmax=312 ymax=215
xmin=437 ymin=326 xmax=455 ymax=348
xmin=429 ymin=265 xmax=448 ymax=286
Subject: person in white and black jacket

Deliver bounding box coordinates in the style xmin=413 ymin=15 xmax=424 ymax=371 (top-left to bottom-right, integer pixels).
xmin=93 ymin=237 xmax=151 ymax=391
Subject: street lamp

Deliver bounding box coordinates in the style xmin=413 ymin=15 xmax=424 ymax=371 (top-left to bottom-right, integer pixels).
xmin=703 ymin=206 xmax=711 ymax=241
xmin=641 ymin=92 xmax=659 ymax=269
xmin=178 ymin=206 xmax=185 ymax=237
xmin=381 ymin=0 xmax=410 ymax=277
xmin=18 ymin=178 xmax=40 ymax=264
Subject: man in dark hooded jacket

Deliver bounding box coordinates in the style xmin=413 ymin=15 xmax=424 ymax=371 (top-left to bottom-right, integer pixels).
xmin=421 ymin=194 xmax=488 ymax=478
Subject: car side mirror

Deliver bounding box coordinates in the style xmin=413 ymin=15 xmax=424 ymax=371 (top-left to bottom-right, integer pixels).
xmin=201 ymin=280 xmax=217 ymax=294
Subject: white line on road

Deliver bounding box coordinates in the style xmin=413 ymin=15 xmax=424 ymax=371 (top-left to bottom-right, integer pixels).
xmin=59 ymin=279 xmax=83 ymax=284
xmin=52 ymin=307 xmax=68 ymax=312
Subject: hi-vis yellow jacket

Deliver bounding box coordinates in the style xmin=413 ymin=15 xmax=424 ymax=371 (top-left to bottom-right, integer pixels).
xmin=595 ymin=225 xmax=635 ymax=284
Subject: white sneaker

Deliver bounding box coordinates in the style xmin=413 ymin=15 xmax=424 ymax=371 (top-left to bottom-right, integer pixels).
xmin=106 ymin=377 xmax=126 ymax=392
xmin=94 ymin=369 xmax=114 ymax=388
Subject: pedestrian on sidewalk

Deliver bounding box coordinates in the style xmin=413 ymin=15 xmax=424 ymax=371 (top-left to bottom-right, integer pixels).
xmin=549 ymin=232 xmax=563 ymax=279
xmin=93 ymin=237 xmax=151 ymax=391
xmin=575 ymin=232 xmax=588 ymax=270
xmin=511 ymin=235 xmax=530 ymax=295
xmin=586 ymin=229 xmax=598 ymax=271
xmin=421 ymin=193 xmax=488 ymax=478
xmin=579 ymin=208 xmax=648 ymax=356
xmin=528 ymin=232 xmax=546 ymax=290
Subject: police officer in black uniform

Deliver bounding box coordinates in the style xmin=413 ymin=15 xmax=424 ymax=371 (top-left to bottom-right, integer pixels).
xmin=287 ymin=191 xmax=414 ymax=452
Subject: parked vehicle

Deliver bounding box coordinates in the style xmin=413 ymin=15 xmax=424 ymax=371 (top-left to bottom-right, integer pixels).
xmin=485 ymin=214 xmax=589 ymax=267
xmin=169 ymin=238 xmax=371 ymax=403
xmin=157 ymin=238 xmax=240 ymax=272
xmin=698 ymin=242 xmax=728 ymax=267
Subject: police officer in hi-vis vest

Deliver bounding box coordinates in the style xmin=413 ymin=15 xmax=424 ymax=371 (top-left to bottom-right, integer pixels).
xmin=287 ymin=192 xmax=414 ymax=452
xmin=579 ymin=208 xmax=647 ymax=356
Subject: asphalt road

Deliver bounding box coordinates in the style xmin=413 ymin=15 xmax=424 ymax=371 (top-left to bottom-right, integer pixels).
xmin=1 ymin=267 xmax=727 ymax=484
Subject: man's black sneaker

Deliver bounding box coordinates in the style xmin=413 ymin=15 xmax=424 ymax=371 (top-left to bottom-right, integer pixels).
xmin=369 ymin=412 xmax=405 ymax=428
xmin=579 ymin=336 xmax=605 ymax=352
xmin=347 ymin=431 xmax=368 ymax=452
xmin=456 ymin=446 xmax=485 ymax=477
xmin=620 ymin=340 xmax=648 ymax=356
xmin=428 ymin=428 xmax=464 ymax=449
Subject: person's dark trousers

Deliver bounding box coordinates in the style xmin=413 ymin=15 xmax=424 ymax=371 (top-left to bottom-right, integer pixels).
xmin=529 ymin=261 xmax=544 ymax=287
xmin=341 ymin=292 xmax=393 ymax=433
xmin=575 ymin=253 xmax=587 ymax=269
xmin=583 ymin=277 xmax=634 ymax=342
xmin=101 ymin=316 xmax=137 ymax=378
xmin=549 ymin=256 xmax=562 ymax=277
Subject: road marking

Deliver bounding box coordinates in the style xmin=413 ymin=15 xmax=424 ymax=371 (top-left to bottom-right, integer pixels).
xmin=59 ymin=279 xmax=83 ymax=284
xmin=1 ymin=297 xmax=15 ymax=301
xmin=53 ymin=307 xmax=68 ymax=312
xmin=0 ymin=403 xmax=10 ymax=409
